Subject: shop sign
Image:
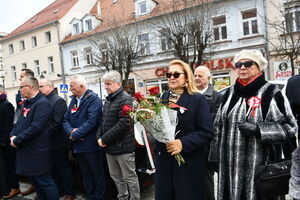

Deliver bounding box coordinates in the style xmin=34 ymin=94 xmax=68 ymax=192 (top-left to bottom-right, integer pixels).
xmin=274 ymin=61 xmax=292 ymax=81
xmin=202 ymin=57 xmax=235 ymax=70
xmin=155 ymin=67 xmax=169 ymax=77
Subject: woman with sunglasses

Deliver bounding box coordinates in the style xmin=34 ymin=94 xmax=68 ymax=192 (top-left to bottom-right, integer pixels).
xmin=156 ymin=60 xmax=214 ymax=200
xmin=210 ymin=49 xmax=297 ymax=200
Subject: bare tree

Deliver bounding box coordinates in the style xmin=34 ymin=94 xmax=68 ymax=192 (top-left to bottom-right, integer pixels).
xmin=264 ymin=0 xmax=300 ymax=75
xmin=153 ymin=0 xmax=216 ymax=72
xmin=87 ymin=23 xmax=145 ymax=82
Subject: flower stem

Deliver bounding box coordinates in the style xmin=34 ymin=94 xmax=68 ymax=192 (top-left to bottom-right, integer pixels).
xmin=174 ymin=154 xmax=185 ymax=166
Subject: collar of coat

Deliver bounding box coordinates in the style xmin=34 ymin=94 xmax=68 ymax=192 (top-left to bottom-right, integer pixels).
xmin=70 ymin=89 xmax=94 ymax=105
xmin=24 ymin=92 xmax=43 ymax=106
xmin=106 ymin=87 xmax=123 ymax=101
xmin=234 ymin=73 xmax=267 ymax=98
xmin=162 ymin=89 xmax=190 ymax=108
xmin=203 ymin=84 xmax=215 ymax=97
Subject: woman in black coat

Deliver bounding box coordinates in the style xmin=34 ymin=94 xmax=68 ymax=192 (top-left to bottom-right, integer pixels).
xmin=155 ymin=60 xmax=214 ymax=200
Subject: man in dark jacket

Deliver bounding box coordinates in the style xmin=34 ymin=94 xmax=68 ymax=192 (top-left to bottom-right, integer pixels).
xmin=194 ymin=66 xmax=222 ymax=200
xmin=64 ymin=75 xmax=106 ymax=200
xmin=97 ymin=71 xmax=140 ymax=200
xmin=0 ymin=85 xmax=18 ymax=198
xmin=39 ymin=79 xmax=75 ymax=200
xmin=286 ymin=74 xmax=300 ymax=138
xmin=10 ymin=77 xmax=58 ymax=200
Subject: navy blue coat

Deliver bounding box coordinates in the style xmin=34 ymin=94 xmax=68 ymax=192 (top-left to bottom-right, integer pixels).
xmin=10 ymin=92 xmax=53 ymax=176
xmin=45 ymin=90 xmax=67 ymax=150
xmin=155 ymin=91 xmax=214 ymax=200
xmin=0 ymin=97 xmax=14 ymax=145
xmin=64 ymin=89 xmax=102 ymax=153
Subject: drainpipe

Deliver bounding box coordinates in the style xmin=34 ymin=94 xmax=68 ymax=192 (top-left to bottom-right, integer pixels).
xmin=54 ymin=21 xmax=68 ymax=103
xmin=262 ymin=0 xmax=271 ymax=80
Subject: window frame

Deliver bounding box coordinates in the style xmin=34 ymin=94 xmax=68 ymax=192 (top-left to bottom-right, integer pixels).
xmin=159 ymin=28 xmax=173 ymax=51
xmin=73 ymin=23 xmax=80 ymax=35
xmin=19 ymin=40 xmax=25 ymax=51
xmin=85 ymin=19 xmax=93 ymax=31
xmin=34 ymin=60 xmax=40 ymax=76
xmin=84 ymin=47 xmax=93 ymax=65
xmin=22 ymin=63 xmax=27 ymax=69
xmin=71 ymin=50 xmax=79 ymax=67
xmin=32 ymin=36 xmax=37 ymax=47
xmin=241 ymin=9 xmax=258 ymax=36
xmin=138 ymin=1 xmax=147 ymax=16
xmin=212 ymin=15 xmax=227 ymax=41
xmin=45 ymin=31 xmax=51 ymax=43
xmin=11 ymin=66 xmax=17 ymax=80
xmin=48 ymin=56 xmax=54 ymax=73
xmin=138 ymin=33 xmax=150 ymax=55
xmin=9 ymin=44 xmax=14 ymax=55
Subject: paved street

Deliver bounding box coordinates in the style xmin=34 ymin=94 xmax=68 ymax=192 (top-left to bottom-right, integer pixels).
xmin=8 ymin=181 xmax=155 ymax=200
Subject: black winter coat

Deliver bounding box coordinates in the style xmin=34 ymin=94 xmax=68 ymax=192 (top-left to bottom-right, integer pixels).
xmin=10 ymin=92 xmax=53 ymax=176
xmin=97 ymin=87 xmax=135 ymax=155
xmin=46 ymin=90 xmax=67 ymax=150
xmin=0 ymin=98 xmax=14 ymax=145
xmin=203 ymin=84 xmax=223 ymax=122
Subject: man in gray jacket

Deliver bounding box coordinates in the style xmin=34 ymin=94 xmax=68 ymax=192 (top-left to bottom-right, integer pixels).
xmin=97 ymin=71 xmax=140 ymax=200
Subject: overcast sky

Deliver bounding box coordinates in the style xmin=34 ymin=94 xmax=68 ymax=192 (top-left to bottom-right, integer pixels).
xmin=0 ymin=0 xmax=56 ymax=33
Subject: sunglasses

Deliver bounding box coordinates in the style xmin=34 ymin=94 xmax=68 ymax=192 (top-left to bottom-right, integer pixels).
xmin=166 ymin=72 xmax=185 ymax=79
xmin=235 ymin=61 xmax=257 ymax=69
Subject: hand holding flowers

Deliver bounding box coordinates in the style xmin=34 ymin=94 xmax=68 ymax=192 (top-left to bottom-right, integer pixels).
xmin=122 ymin=86 xmax=186 ymax=166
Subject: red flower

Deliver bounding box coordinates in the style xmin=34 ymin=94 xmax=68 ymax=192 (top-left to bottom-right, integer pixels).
xmin=23 ymin=108 xmax=31 ymax=117
xmin=134 ymin=92 xmax=145 ymax=102
xmin=122 ymin=105 xmax=132 ymax=116
xmin=148 ymin=87 xmax=160 ymax=96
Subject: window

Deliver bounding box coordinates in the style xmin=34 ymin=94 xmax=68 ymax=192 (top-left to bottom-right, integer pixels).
xmin=9 ymin=44 xmax=14 ymax=54
xmin=160 ymin=29 xmax=173 ymax=51
xmin=34 ymin=60 xmax=40 ymax=76
xmin=85 ymin=19 xmax=93 ymax=31
xmin=84 ymin=47 xmax=93 ymax=65
xmin=22 ymin=63 xmax=27 ymax=69
xmin=73 ymin=23 xmax=80 ymax=34
xmin=285 ymin=10 xmax=300 ymax=32
xmin=138 ymin=1 xmax=147 ymax=15
xmin=0 ymin=60 xmax=3 ymax=70
xmin=32 ymin=36 xmax=37 ymax=47
xmin=45 ymin=31 xmax=51 ymax=43
xmin=100 ymin=43 xmax=109 ymax=62
xmin=213 ymin=16 xmax=227 ymax=41
xmin=145 ymin=79 xmax=169 ymax=94
xmin=71 ymin=51 xmax=79 ymax=67
xmin=48 ymin=56 xmax=54 ymax=73
xmin=19 ymin=40 xmax=25 ymax=51
xmin=241 ymin=9 xmax=258 ymax=36
xmin=138 ymin=33 xmax=150 ymax=55
xmin=11 ymin=66 xmax=17 ymax=80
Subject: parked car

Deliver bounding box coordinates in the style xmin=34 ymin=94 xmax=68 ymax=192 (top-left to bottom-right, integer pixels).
xmin=218 ymin=80 xmax=287 ymax=95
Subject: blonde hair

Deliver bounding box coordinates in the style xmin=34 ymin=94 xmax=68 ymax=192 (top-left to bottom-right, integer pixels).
xmin=169 ymin=60 xmax=199 ymax=94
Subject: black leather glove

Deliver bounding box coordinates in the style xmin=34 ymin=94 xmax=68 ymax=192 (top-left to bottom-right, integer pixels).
xmin=238 ymin=122 xmax=260 ymax=138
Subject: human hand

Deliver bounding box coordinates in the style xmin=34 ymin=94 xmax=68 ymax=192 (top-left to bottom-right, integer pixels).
xmin=238 ymin=122 xmax=260 ymax=137
xmin=10 ymin=136 xmax=17 ymax=148
xmin=69 ymin=128 xmax=78 ymax=140
xmin=166 ymin=139 xmax=183 ymax=155
xmin=97 ymin=139 xmax=106 ymax=147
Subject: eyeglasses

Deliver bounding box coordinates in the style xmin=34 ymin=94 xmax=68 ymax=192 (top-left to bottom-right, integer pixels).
xmin=39 ymin=85 xmax=49 ymax=88
xmin=19 ymin=85 xmax=30 ymax=90
xmin=235 ymin=61 xmax=256 ymax=69
xmin=166 ymin=72 xmax=185 ymax=79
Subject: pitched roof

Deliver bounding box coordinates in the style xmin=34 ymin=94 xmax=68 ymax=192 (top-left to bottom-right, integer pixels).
xmin=2 ymin=0 xmax=78 ymax=41
xmin=61 ymin=0 xmax=211 ymax=44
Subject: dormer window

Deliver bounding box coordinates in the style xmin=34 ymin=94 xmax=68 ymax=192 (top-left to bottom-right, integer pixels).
xmin=139 ymin=1 xmax=147 ymax=15
xmin=85 ymin=19 xmax=93 ymax=31
xmin=73 ymin=23 xmax=80 ymax=34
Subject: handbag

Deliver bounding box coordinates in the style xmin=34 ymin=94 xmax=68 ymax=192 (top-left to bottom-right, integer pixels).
xmin=255 ymin=129 xmax=295 ymax=199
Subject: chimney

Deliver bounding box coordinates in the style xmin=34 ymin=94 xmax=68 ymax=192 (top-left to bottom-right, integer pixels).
xmin=97 ymin=0 xmax=101 ymax=17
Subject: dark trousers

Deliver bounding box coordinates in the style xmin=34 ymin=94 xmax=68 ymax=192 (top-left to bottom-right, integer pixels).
xmin=30 ymin=174 xmax=58 ymax=200
xmin=52 ymin=148 xmax=75 ymax=196
xmin=76 ymin=150 xmax=106 ymax=200
xmin=204 ymin=162 xmax=215 ymax=200
xmin=2 ymin=145 xmax=19 ymax=189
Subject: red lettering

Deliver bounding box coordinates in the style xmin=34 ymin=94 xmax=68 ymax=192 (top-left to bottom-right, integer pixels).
xmin=217 ymin=59 xmax=224 ymax=69
xmin=275 ymin=71 xmax=292 ymax=79
xmin=155 ymin=68 xmax=168 ymax=77
xmin=203 ymin=61 xmax=210 ymax=69
xmin=225 ymin=58 xmax=235 ymax=69
xmin=210 ymin=61 xmax=217 ymax=70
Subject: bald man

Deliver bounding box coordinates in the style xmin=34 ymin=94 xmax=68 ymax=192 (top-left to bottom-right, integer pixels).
xmin=194 ymin=66 xmax=222 ymax=200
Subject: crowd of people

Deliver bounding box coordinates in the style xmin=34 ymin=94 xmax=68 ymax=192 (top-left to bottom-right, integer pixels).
xmin=0 ymin=49 xmax=299 ymax=200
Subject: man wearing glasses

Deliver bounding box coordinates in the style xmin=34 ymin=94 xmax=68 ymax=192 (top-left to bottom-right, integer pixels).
xmin=10 ymin=77 xmax=58 ymax=200
xmin=39 ymin=79 xmax=75 ymax=200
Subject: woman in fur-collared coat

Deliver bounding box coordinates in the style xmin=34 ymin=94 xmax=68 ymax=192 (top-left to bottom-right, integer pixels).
xmin=210 ymin=49 xmax=298 ymax=200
